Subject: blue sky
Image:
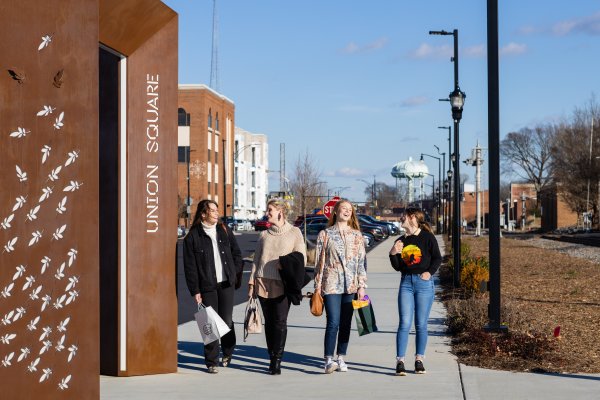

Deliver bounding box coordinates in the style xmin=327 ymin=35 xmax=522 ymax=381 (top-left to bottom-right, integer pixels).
xmin=163 ymin=0 xmax=600 ymax=202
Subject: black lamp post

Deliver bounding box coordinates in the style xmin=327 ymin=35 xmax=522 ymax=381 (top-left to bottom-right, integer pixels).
xmin=430 ymin=28 xmax=466 ymax=288
xmin=434 ymin=145 xmax=446 ymax=233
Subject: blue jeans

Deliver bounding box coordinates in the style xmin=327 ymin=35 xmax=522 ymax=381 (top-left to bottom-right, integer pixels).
xmin=396 ymin=274 xmax=435 ymax=358
xmin=323 ymin=293 xmax=354 ymax=357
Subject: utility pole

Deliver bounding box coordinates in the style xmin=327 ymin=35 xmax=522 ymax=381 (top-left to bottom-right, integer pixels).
xmin=465 ymin=142 xmax=484 ymax=236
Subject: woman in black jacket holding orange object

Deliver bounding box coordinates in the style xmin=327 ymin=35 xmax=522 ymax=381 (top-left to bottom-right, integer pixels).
xmin=183 ymin=199 xmax=243 ymax=374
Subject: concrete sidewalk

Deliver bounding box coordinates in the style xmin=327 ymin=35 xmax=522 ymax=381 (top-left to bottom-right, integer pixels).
xmin=101 ymin=236 xmax=599 ymax=399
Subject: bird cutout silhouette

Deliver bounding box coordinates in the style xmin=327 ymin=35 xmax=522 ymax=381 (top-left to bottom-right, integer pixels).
xmin=1 ymin=283 xmax=15 ymax=298
xmin=29 ymin=286 xmax=42 ymax=300
xmin=67 ymin=345 xmax=77 ymax=362
xmin=17 ymin=347 xmax=30 ymax=362
xmin=41 ymin=145 xmax=51 ymax=164
xmin=3 ymin=237 xmax=18 ymax=253
xmin=53 ymin=69 xmax=64 ymax=88
xmin=28 ymin=231 xmax=43 ymax=246
xmin=53 ymin=111 xmax=64 ymax=130
xmin=27 ymin=357 xmax=40 ymax=372
xmin=58 ymin=375 xmax=71 ymax=390
xmin=16 ymin=165 xmax=28 ymax=182
xmin=7 ymin=68 xmax=26 ymax=83
xmin=36 ymin=106 xmax=55 ymax=117
xmin=10 ymin=127 xmax=30 ymax=138
xmin=38 ymin=35 xmax=52 ymax=51
xmin=13 ymin=265 xmax=26 ymax=281
xmin=1 ymin=214 xmax=15 ymax=230
xmin=39 ymin=187 xmax=53 ymax=203
xmin=63 ymin=181 xmax=83 ymax=192
xmin=56 ymin=196 xmax=67 ymax=214
xmin=64 ymin=150 xmax=79 ymax=167
xmin=12 ymin=196 xmax=27 ymax=212
xmin=2 ymin=352 xmax=15 ymax=367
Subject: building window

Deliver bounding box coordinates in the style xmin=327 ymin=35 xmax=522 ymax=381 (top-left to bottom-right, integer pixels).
xmin=208 ymin=109 xmax=212 ymax=128
xmin=178 ymin=146 xmax=189 ymax=163
xmin=207 ymin=149 xmax=211 ymax=162
xmin=234 ymin=166 xmax=238 ymax=184
xmin=208 ymin=182 xmax=211 ymax=194
xmin=234 ymin=189 xmax=238 ymax=206
xmin=251 ymin=192 xmax=256 ymax=208
xmin=251 ymin=171 xmax=256 ymax=187
xmin=251 ymin=147 xmax=256 ymax=167
xmin=215 ymin=183 xmax=218 ymax=195
xmin=178 ymin=108 xmax=190 ymax=126
xmin=216 ymin=112 xmax=219 ymax=131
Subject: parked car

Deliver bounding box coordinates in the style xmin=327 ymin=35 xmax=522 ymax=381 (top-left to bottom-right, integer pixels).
xmin=304 ymin=222 xmax=327 ymax=243
xmin=359 ymin=214 xmax=400 ymax=235
xmin=254 ymin=216 xmax=271 ymax=231
xmin=235 ymin=219 xmax=252 ymax=231
xmin=362 ymin=232 xmax=375 ymax=248
xmin=358 ymin=215 xmax=390 ymax=237
xmin=221 ymin=216 xmax=238 ymax=231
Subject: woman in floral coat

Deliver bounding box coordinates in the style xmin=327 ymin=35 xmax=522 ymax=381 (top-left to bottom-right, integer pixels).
xmin=313 ymin=199 xmax=367 ymax=374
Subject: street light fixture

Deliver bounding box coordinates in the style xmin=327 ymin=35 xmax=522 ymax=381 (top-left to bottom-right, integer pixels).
xmin=430 ymin=27 xmax=465 ymax=288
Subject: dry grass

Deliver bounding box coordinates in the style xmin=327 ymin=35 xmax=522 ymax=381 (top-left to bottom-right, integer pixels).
xmin=441 ymin=236 xmax=600 ymax=373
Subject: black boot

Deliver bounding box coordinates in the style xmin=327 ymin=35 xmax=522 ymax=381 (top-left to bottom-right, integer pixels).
xmin=271 ymin=357 xmax=281 ymax=375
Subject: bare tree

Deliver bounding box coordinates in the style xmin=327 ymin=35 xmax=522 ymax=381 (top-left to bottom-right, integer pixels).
xmin=500 ymin=123 xmax=554 ymax=208
xmin=289 ymin=150 xmax=327 ymax=219
xmin=364 ymin=182 xmax=397 ymax=211
xmin=551 ymin=98 xmax=600 ymax=223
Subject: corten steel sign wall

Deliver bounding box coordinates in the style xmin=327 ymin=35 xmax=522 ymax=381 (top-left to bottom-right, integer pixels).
xmin=0 ymin=1 xmax=100 ymax=397
xmin=99 ymin=0 xmax=178 ymax=376
xmin=0 ymin=0 xmax=178 ymax=396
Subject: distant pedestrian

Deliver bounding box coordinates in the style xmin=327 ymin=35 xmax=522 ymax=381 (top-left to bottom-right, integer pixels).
xmin=314 ymin=200 xmax=367 ymax=374
xmin=248 ymin=198 xmax=306 ymax=375
xmin=183 ymin=200 xmax=243 ymax=374
xmin=389 ymin=207 xmax=441 ymax=376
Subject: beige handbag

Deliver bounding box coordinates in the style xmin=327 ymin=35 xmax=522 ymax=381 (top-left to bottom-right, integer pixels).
xmin=243 ymin=297 xmax=262 ymax=341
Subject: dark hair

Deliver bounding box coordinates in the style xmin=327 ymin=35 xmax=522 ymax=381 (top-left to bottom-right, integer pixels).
xmin=404 ymin=207 xmax=432 ymax=233
xmin=191 ymin=199 xmax=218 ymax=227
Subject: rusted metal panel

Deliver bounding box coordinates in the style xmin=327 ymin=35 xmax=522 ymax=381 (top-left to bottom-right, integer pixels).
xmin=0 ymin=0 xmax=100 ymax=398
xmin=99 ymin=0 xmax=177 ymax=56
xmin=122 ymin=16 xmax=178 ymax=376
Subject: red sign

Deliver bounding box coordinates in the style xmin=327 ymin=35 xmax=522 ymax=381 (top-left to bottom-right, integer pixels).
xmin=322 ymin=196 xmax=341 ymax=219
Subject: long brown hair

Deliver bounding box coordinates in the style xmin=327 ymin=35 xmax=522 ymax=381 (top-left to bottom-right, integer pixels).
xmin=191 ymin=199 xmax=218 ymax=227
xmin=404 ymin=207 xmax=432 ymax=233
xmin=327 ymin=200 xmax=360 ymax=231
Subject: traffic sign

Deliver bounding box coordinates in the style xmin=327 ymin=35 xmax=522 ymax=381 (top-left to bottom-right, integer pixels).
xmin=322 ymin=196 xmax=341 ymax=219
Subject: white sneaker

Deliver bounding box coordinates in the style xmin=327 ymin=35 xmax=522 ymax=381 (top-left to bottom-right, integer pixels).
xmin=337 ymin=357 xmax=348 ymax=372
xmin=324 ymin=358 xmax=338 ymax=374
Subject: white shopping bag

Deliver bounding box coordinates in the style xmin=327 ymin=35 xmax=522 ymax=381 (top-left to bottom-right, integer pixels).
xmin=194 ymin=304 xmax=231 ymax=344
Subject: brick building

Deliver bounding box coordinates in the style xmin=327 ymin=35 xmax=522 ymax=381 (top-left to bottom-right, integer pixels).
xmin=539 ymin=183 xmax=579 ymax=231
xmin=178 ymin=84 xmax=235 ymax=223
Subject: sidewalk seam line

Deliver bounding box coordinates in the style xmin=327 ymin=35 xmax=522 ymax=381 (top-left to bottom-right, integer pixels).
xmin=457 ymin=361 xmax=467 ymax=400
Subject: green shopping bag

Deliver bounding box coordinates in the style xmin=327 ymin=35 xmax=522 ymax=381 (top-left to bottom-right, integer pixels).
xmin=354 ymin=301 xmax=378 ymax=336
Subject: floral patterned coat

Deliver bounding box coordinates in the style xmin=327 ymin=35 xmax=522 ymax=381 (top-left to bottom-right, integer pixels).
xmin=313 ymin=226 xmax=367 ymax=295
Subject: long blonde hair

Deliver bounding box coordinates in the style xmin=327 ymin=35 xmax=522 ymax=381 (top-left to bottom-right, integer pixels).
xmin=327 ymin=200 xmax=360 ymax=231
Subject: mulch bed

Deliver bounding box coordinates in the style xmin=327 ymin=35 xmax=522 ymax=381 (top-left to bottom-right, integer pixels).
xmin=441 ymin=236 xmax=600 ymax=373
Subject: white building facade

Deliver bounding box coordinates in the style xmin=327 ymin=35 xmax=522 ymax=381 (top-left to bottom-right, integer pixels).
xmin=234 ymin=127 xmax=268 ymax=220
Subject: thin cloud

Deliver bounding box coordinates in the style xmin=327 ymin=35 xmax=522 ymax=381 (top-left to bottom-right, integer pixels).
xmin=341 ymin=37 xmax=388 ymax=54
xmin=409 ymin=43 xmax=452 ymax=59
xmin=324 ymin=168 xmax=365 ymax=177
xmin=500 ymin=42 xmax=528 ymax=56
xmin=397 ymin=96 xmax=429 ymax=108
xmin=552 ymin=12 xmax=600 ymax=36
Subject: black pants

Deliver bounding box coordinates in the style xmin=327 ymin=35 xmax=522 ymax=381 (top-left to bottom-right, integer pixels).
xmin=259 ymin=295 xmax=291 ymax=359
xmin=201 ymin=282 xmax=235 ymax=367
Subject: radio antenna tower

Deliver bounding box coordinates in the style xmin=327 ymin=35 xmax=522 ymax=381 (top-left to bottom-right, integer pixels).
xmin=209 ymin=0 xmax=220 ymax=91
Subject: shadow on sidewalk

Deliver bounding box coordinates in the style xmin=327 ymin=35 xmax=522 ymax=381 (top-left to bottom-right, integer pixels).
xmin=177 ymin=341 xmax=396 ymax=375
xmin=536 ymin=372 xmax=600 ymax=382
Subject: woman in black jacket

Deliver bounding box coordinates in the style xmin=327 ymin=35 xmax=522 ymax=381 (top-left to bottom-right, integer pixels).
xmin=183 ymin=199 xmax=243 ymax=374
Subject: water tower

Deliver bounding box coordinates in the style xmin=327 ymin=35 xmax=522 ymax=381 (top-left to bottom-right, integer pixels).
xmin=391 ymin=157 xmax=429 ymax=203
